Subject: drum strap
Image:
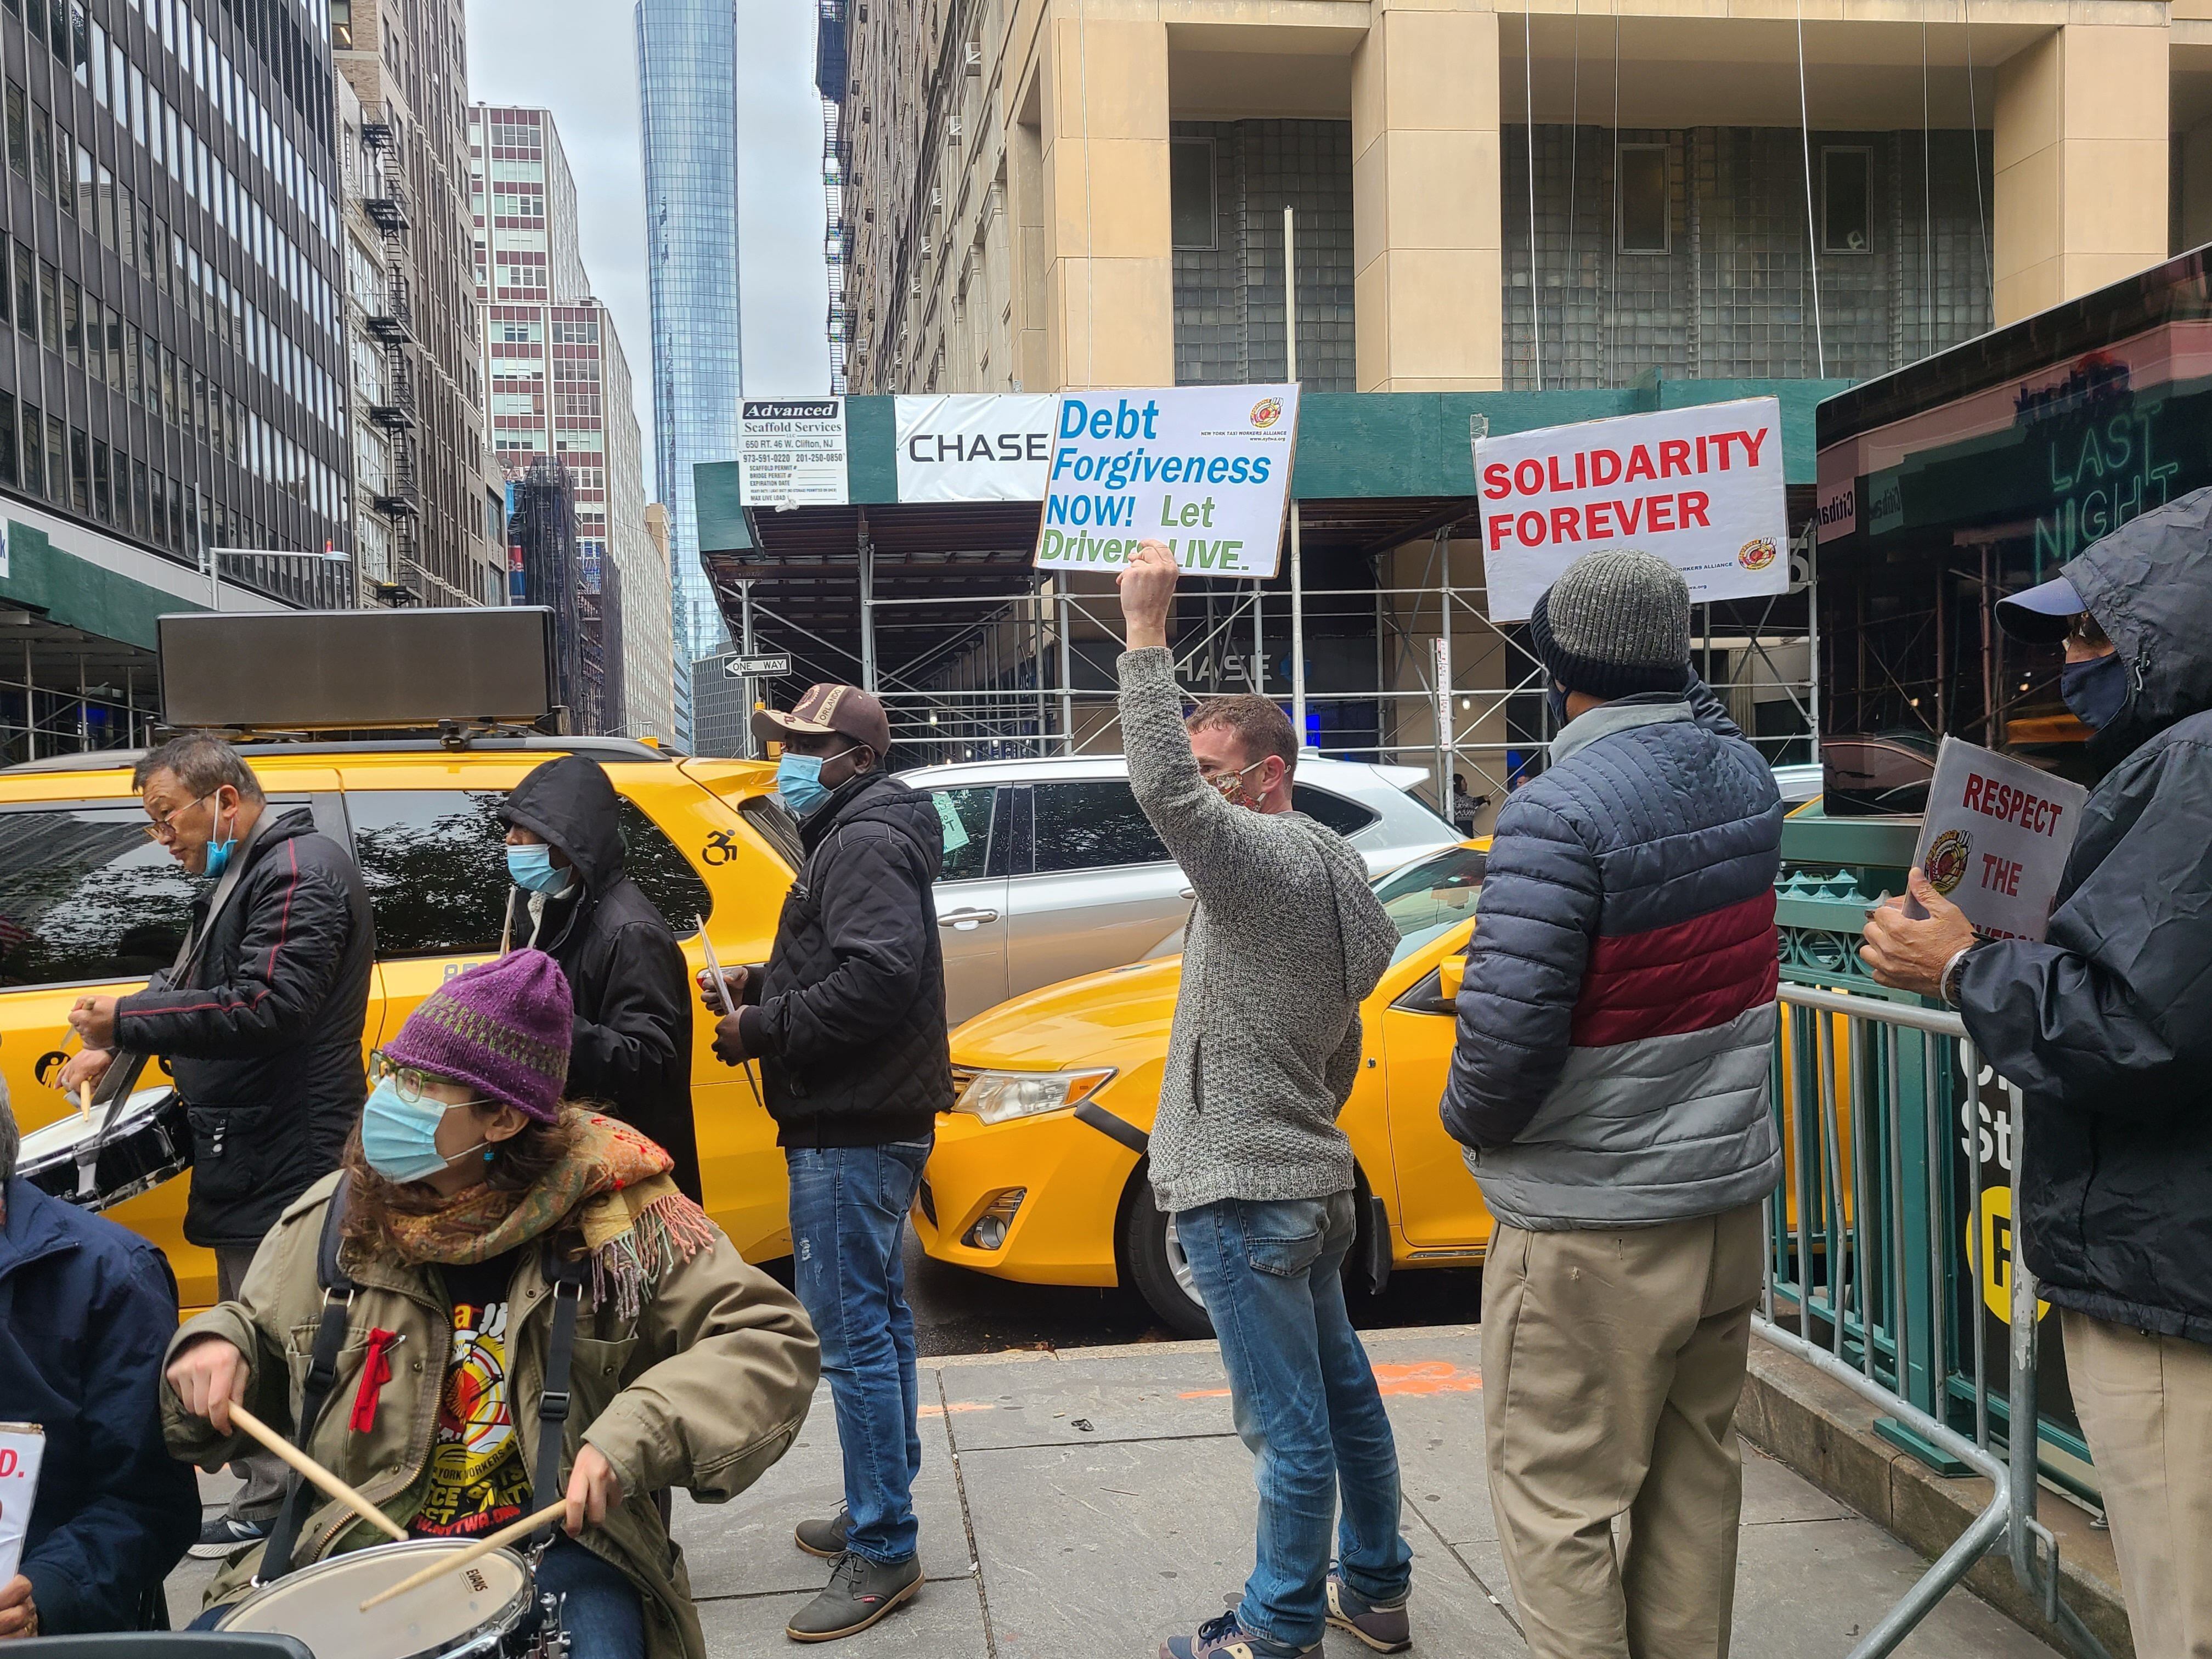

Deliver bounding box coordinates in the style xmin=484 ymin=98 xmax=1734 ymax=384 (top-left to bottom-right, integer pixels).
xmin=532 ymin=1247 xmax=588 ymax=1545
xmin=258 ymin=1175 xmax=359 ymax=1583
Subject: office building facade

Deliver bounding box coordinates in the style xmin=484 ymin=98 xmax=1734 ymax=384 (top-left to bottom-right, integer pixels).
xmin=838 ymin=0 xmax=2172 ymax=399
xmin=635 ymin=0 xmax=742 ymax=748
xmin=0 ymin=0 xmax=350 ymax=757
xmin=332 ymin=0 xmax=499 ymax=606
xmin=468 ymin=102 xmax=673 ymax=742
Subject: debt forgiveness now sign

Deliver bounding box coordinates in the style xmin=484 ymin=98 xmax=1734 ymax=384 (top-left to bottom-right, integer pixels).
xmin=1475 ymin=397 xmax=1790 ymax=622
xmin=1034 ymin=385 xmax=1299 ymax=577
xmin=1910 ymin=737 xmax=2089 ymax=942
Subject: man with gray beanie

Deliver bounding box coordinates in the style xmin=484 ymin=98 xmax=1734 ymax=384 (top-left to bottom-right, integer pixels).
xmin=1442 ymin=550 xmax=1784 ymax=1659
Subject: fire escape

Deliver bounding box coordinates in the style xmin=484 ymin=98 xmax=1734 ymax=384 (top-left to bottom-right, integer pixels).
xmin=816 ymin=0 xmax=849 ymax=393
xmin=360 ymin=103 xmax=422 ymax=603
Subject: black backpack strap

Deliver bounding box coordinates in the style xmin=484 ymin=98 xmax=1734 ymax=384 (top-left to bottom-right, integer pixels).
xmin=257 ymin=1176 xmax=359 ymax=1582
xmin=532 ymin=1242 xmax=588 ymax=1544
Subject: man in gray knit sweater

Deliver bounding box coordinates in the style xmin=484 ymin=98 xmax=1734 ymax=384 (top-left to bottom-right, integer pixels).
xmin=1116 ymin=542 xmax=1412 ymax=1659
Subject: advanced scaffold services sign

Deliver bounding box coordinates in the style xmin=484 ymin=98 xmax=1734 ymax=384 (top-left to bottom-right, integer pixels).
xmin=1034 ymin=385 xmax=1299 ymax=578
xmin=1475 ymin=397 xmax=1789 ymax=622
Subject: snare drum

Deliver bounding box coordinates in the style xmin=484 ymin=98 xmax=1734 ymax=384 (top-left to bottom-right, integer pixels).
xmin=216 ymin=1538 xmax=559 ymax=1658
xmin=18 ymin=1086 xmax=189 ymax=1211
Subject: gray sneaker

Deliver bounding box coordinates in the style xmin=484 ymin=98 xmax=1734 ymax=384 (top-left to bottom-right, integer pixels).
xmin=793 ymin=1508 xmax=850 ymax=1558
xmin=786 ymin=1551 xmax=922 ymax=1643
xmin=1326 ymin=1570 xmax=1411 ymax=1654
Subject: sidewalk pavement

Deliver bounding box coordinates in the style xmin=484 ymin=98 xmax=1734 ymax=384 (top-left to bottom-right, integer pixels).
xmin=168 ymin=1324 xmax=2058 ymax=1657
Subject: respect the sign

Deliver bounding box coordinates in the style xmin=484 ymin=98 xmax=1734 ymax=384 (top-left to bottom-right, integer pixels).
xmin=1034 ymin=385 xmax=1299 ymax=578
xmin=1911 ymin=737 xmax=2089 ymax=943
xmin=1475 ymin=398 xmax=1790 ymax=621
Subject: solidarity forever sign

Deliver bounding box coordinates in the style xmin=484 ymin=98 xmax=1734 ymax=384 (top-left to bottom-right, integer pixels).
xmin=1910 ymin=738 xmax=2089 ymax=942
xmin=1035 ymin=385 xmax=1299 ymax=578
xmin=1475 ymin=397 xmax=1790 ymax=622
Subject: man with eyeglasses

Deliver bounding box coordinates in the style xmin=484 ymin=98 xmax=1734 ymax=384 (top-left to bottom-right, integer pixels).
xmin=1114 ymin=543 xmax=1412 ymax=1659
xmin=59 ymin=732 xmax=374 ymax=1560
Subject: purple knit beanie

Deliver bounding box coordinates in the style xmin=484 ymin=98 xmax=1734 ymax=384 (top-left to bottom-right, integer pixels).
xmin=383 ymin=950 xmax=573 ymax=1122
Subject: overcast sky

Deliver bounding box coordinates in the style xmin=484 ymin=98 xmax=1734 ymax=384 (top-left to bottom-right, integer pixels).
xmin=465 ymin=0 xmax=833 ymax=496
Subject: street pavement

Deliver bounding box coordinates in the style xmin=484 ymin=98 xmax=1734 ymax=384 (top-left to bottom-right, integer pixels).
xmin=167 ymin=1324 xmax=2056 ymax=1658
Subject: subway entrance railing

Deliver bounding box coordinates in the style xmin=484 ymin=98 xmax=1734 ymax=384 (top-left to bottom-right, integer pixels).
xmin=1761 ymin=972 xmax=2109 ymax=1658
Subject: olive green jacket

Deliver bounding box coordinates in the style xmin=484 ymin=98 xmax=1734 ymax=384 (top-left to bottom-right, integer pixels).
xmin=162 ymin=1172 xmax=819 ymax=1659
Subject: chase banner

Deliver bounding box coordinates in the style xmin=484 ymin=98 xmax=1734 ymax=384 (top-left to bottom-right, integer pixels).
xmin=894 ymin=394 xmax=1058 ymax=503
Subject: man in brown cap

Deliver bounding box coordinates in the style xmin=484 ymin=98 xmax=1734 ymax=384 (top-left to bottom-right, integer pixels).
xmin=697 ymin=682 xmax=952 ymax=1642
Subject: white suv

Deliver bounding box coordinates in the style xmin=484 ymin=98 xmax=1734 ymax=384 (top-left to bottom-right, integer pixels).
xmin=900 ymin=754 xmax=1463 ymax=1023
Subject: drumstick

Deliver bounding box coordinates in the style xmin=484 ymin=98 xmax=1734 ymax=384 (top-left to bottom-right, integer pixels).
xmin=227 ymin=1402 xmax=409 ymax=1544
xmin=357 ymin=1499 xmax=569 ymax=1612
xmin=698 ymin=917 xmax=766 ymax=1113
xmin=76 ymin=1084 xmax=92 ymax=1125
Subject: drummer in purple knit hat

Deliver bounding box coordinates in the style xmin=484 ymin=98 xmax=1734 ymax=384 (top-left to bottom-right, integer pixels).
xmin=161 ymin=950 xmax=821 ymax=1659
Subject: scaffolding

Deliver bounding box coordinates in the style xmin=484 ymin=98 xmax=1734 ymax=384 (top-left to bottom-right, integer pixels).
xmin=710 ymin=507 xmax=1814 ymax=821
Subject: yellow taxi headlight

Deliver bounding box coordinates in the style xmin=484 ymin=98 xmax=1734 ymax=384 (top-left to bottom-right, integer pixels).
xmin=952 ymin=1068 xmax=1116 ymax=1126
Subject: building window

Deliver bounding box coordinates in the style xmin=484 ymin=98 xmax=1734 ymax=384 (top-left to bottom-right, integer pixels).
xmin=0 ymin=394 xmax=15 ymax=490
xmin=1170 ymin=137 xmax=1216 ymax=252
xmin=1823 ymin=147 xmax=1871 ymax=252
xmin=1617 ymin=144 xmax=1669 ymax=254
xmin=67 ymin=424 xmax=87 ymax=514
xmin=19 ymin=402 xmax=39 ymax=496
xmin=4 ymin=83 xmax=23 ymax=177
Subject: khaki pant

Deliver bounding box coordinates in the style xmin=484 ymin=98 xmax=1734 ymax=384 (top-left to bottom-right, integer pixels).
xmin=2062 ymin=1311 xmax=2212 ymax=1659
xmin=1482 ymin=1202 xmax=1765 ymax=1659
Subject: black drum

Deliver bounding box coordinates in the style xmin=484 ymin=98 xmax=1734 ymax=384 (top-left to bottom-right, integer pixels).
xmin=18 ymin=1086 xmax=190 ymax=1211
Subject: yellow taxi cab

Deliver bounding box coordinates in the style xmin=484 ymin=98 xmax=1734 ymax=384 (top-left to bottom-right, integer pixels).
xmin=0 ymin=735 xmax=801 ymax=1311
xmin=916 ymin=840 xmax=1494 ymax=1336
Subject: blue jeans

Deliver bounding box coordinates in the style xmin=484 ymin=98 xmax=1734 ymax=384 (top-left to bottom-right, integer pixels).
xmin=787 ymin=1139 xmax=930 ymax=1565
xmin=537 ymin=1536 xmax=646 ymax=1658
xmin=1176 ymin=1192 xmax=1414 ymax=1649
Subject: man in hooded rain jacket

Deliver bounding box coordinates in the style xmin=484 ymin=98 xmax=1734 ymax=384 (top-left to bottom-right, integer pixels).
xmin=1863 ymin=486 xmax=2212 ymax=1659
xmin=500 ymin=754 xmax=701 ymax=1204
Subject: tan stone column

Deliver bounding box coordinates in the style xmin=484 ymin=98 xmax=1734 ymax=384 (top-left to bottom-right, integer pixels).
xmin=1040 ymin=6 xmax=1173 ymax=389
xmin=1993 ymin=20 xmax=2170 ymax=325
xmin=1351 ymin=1 xmax=1503 ymax=392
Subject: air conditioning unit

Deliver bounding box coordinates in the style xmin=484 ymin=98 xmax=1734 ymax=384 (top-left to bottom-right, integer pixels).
xmin=963 ymin=41 xmax=981 ymax=74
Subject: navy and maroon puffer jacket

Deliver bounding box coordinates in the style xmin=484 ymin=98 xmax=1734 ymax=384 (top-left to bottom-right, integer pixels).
xmin=1441 ymin=682 xmax=1784 ymax=1231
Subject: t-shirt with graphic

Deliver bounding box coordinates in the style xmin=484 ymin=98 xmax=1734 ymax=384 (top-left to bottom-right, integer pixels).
xmin=410 ymin=1251 xmax=534 ymax=1539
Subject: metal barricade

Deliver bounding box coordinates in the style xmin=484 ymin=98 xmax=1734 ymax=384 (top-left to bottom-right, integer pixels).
xmin=1759 ymin=983 xmax=2108 ymax=1659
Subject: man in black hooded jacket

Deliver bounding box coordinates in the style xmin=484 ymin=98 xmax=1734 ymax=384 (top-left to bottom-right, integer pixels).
xmin=1863 ymin=486 xmax=2212 ymax=1659
xmin=699 ymin=682 xmax=950 ymax=1644
xmin=499 ymin=754 xmax=701 ymax=1203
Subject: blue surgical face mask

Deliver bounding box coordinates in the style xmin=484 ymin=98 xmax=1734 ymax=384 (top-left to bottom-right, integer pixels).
xmin=506 ymin=843 xmax=568 ymax=894
xmin=203 ymin=795 xmax=238 ymax=879
xmin=360 ymin=1077 xmax=489 ymax=1184
xmin=2061 ymin=652 xmax=2129 ymax=731
xmin=775 ymin=747 xmax=856 ymax=818
xmin=1547 ymin=683 xmax=1572 ymax=727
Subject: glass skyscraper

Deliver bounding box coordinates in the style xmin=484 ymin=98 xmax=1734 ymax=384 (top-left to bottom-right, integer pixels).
xmin=635 ymin=0 xmax=741 ymax=750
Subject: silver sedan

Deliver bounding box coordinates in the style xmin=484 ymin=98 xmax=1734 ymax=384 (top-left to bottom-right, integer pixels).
xmin=900 ymin=754 xmax=1464 ymax=1024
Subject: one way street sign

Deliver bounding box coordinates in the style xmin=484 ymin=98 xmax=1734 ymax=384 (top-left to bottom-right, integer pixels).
xmin=724 ymin=654 xmax=791 ymax=678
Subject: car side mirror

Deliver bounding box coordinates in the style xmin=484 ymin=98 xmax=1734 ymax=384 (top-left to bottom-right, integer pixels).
xmin=1437 ymin=955 xmax=1466 ymax=1001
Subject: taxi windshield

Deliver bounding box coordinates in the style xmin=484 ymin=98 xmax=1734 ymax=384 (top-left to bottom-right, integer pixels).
xmin=1374 ymin=845 xmax=1487 ymax=965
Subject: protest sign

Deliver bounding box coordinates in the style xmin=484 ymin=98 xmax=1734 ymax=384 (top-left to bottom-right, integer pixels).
xmin=1035 ymin=385 xmax=1299 ymax=578
xmin=0 ymin=1425 xmax=43 ymax=1585
xmin=740 ymin=399 xmax=848 ymax=510
xmin=1475 ymin=397 xmax=1790 ymax=621
xmin=1910 ymin=737 xmax=2088 ymax=942
xmin=896 ymin=394 xmax=1057 ymax=502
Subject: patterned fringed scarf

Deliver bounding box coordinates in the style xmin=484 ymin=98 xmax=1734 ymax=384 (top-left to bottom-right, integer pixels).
xmin=374 ymin=1110 xmax=717 ymax=1318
